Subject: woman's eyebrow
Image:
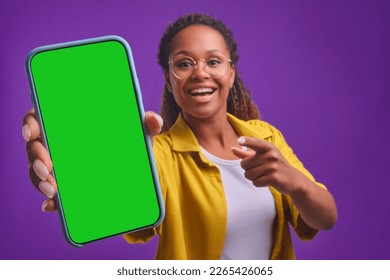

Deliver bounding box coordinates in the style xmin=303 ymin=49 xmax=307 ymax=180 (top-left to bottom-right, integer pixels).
xmin=171 ymin=49 xmax=227 ymax=58
xmin=171 ymin=50 xmax=192 ymax=57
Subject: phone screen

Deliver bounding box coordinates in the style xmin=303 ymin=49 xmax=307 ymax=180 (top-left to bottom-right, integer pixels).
xmin=26 ymin=37 xmax=164 ymax=246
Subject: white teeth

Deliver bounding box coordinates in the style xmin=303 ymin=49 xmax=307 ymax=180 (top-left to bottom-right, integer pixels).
xmin=190 ymin=88 xmax=214 ymax=94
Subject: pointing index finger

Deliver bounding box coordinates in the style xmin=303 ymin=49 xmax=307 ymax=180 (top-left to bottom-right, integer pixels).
xmin=237 ymin=136 xmax=271 ymax=153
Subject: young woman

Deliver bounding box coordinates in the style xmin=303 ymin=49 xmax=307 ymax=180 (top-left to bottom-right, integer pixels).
xmin=22 ymin=13 xmax=337 ymax=259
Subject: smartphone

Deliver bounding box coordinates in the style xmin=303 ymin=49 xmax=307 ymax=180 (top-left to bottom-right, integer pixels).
xmin=25 ymin=36 xmax=164 ymax=247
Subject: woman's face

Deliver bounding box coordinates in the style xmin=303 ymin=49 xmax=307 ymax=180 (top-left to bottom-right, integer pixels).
xmin=166 ymin=25 xmax=235 ymax=122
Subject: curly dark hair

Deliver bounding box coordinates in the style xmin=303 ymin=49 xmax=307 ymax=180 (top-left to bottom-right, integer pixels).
xmin=158 ymin=13 xmax=260 ymax=132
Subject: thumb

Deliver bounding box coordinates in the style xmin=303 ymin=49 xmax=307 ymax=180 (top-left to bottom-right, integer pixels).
xmin=144 ymin=111 xmax=163 ymax=144
xmin=231 ymin=147 xmax=255 ymax=159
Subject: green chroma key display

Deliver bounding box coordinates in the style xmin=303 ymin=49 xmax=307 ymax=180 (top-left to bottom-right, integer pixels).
xmin=25 ymin=36 xmax=164 ymax=247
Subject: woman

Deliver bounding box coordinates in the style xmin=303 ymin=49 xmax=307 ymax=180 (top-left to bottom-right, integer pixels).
xmin=22 ymin=13 xmax=337 ymax=259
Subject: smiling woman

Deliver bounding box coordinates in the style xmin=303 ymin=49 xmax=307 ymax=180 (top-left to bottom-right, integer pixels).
xmin=122 ymin=13 xmax=337 ymax=259
xmin=22 ymin=13 xmax=337 ymax=260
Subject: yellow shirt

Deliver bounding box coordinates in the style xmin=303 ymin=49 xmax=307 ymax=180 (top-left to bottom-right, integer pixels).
xmin=124 ymin=113 xmax=325 ymax=259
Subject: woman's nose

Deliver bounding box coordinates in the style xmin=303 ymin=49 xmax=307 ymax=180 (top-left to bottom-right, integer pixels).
xmin=191 ymin=60 xmax=209 ymax=79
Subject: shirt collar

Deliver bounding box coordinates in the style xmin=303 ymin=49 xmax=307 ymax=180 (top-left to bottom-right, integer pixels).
xmin=169 ymin=113 xmax=273 ymax=152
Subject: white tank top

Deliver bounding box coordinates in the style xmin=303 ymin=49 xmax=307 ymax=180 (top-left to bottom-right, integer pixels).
xmin=200 ymin=147 xmax=276 ymax=260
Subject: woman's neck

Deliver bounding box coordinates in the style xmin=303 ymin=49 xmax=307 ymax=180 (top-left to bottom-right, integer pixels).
xmin=183 ymin=112 xmax=241 ymax=160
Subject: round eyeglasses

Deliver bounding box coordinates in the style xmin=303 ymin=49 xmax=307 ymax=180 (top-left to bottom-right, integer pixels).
xmin=168 ymin=53 xmax=232 ymax=79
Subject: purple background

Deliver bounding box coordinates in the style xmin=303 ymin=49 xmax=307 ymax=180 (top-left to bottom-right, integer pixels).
xmin=1 ymin=0 xmax=389 ymax=260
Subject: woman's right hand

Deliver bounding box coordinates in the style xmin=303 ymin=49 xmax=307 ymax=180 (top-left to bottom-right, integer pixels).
xmin=22 ymin=108 xmax=163 ymax=212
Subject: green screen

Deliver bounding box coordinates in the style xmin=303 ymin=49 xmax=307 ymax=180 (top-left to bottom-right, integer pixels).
xmin=29 ymin=39 xmax=162 ymax=245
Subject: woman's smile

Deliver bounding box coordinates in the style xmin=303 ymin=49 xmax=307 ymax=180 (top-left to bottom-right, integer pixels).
xmin=189 ymin=87 xmax=216 ymax=96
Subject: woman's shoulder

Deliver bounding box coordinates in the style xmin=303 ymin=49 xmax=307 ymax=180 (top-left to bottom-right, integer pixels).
xmin=245 ymin=118 xmax=278 ymax=131
xmin=230 ymin=115 xmax=282 ymax=139
xmin=234 ymin=116 xmax=287 ymax=148
xmin=153 ymin=131 xmax=173 ymax=150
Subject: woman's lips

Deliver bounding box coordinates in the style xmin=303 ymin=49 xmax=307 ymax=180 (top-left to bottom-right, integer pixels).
xmin=189 ymin=87 xmax=216 ymax=96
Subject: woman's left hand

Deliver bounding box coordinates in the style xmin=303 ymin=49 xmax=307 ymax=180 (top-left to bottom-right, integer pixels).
xmin=232 ymin=136 xmax=337 ymax=230
xmin=231 ymin=136 xmax=302 ymax=195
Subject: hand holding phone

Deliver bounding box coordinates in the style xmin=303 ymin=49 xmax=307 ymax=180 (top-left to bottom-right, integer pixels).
xmin=25 ymin=36 xmax=164 ymax=247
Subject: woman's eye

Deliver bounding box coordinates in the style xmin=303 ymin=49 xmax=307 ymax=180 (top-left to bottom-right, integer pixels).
xmin=176 ymin=60 xmax=193 ymax=69
xmin=207 ymin=59 xmax=221 ymax=67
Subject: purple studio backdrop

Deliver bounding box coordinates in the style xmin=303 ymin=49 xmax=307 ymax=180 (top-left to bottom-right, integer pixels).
xmin=1 ymin=0 xmax=389 ymax=260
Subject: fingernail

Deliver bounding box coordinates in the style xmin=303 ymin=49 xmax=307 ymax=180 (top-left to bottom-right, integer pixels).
xmin=39 ymin=181 xmax=55 ymax=198
xmin=33 ymin=159 xmax=49 ymax=181
xmin=153 ymin=113 xmax=164 ymax=128
xmin=22 ymin=124 xmax=31 ymax=141
xmin=238 ymin=137 xmax=246 ymax=145
xmin=41 ymin=200 xmax=48 ymax=212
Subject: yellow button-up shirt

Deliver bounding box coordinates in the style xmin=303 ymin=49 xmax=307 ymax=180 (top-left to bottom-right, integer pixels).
xmin=124 ymin=113 xmax=324 ymax=259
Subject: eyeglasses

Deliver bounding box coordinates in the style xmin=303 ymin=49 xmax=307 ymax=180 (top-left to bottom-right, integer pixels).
xmin=168 ymin=53 xmax=232 ymax=79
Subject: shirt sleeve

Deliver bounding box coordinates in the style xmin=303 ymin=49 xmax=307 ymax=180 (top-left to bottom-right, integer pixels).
xmin=270 ymin=125 xmax=326 ymax=241
xmin=123 ymin=227 xmax=157 ymax=244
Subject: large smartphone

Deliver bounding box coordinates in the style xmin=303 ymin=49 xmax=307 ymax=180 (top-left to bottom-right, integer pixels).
xmin=25 ymin=36 xmax=164 ymax=247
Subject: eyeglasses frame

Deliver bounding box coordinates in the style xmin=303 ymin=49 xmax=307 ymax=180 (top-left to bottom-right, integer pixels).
xmin=167 ymin=54 xmax=233 ymax=80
